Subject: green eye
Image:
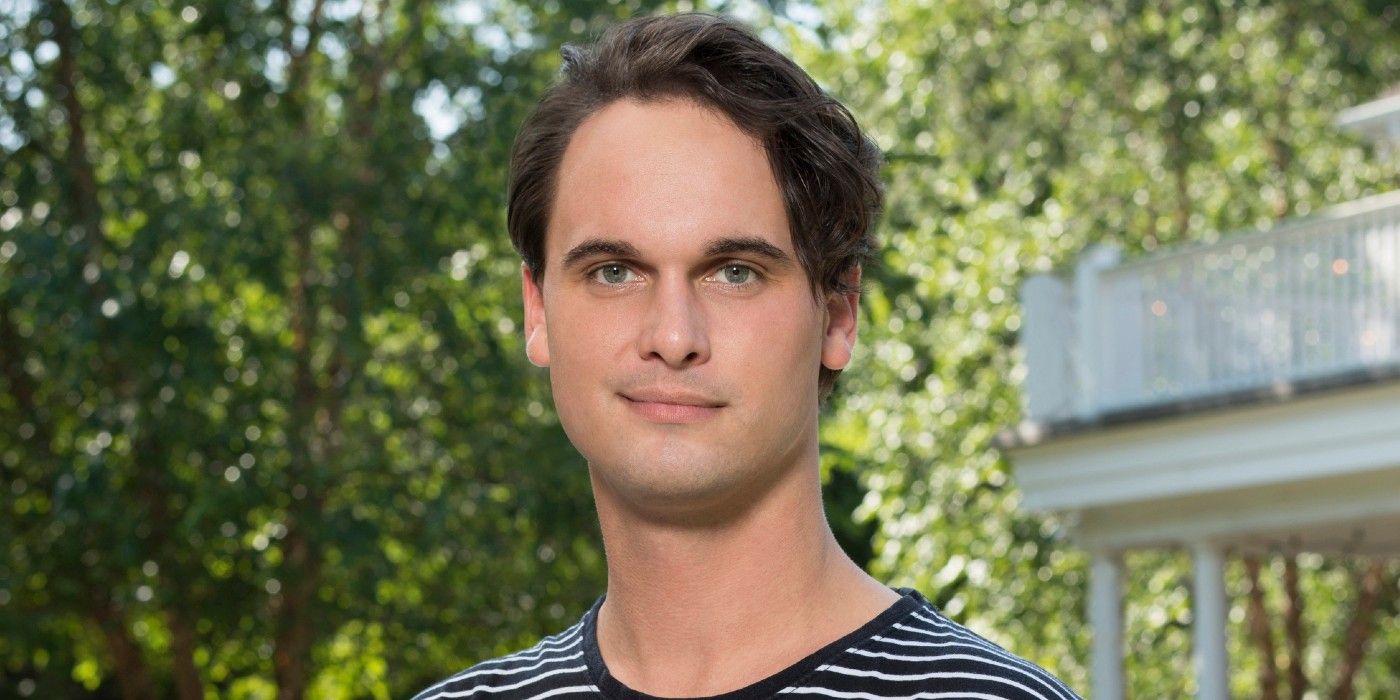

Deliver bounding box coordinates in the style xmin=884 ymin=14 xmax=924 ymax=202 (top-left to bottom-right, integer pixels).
xmin=720 ymin=265 xmax=753 ymax=284
xmin=597 ymin=265 xmax=630 ymax=284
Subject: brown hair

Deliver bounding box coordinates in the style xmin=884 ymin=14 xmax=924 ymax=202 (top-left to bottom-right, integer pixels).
xmin=507 ymin=12 xmax=884 ymax=398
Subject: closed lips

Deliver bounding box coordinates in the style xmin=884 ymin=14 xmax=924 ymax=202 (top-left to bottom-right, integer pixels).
xmin=621 ymin=391 xmax=724 ymax=407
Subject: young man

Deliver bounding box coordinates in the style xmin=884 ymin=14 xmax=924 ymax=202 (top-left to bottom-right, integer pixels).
xmin=415 ymin=13 xmax=1080 ymax=700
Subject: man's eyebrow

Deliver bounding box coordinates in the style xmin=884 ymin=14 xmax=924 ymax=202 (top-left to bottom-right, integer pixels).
xmin=704 ymin=236 xmax=794 ymax=267
xmin=560 ymin=238 xmax=642 ymax=269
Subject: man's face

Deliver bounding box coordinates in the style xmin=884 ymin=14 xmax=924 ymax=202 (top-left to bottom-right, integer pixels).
xmin=522 ymin=98 xmax=859 ymax=522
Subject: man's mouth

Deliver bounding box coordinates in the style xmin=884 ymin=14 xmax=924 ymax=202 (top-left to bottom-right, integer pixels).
xmin=619 ymin=389 xmax=725 ymax=424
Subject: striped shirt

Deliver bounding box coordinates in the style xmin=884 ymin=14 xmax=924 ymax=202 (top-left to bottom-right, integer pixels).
xmin=412 ymin=588 xmax=1081 ymax=700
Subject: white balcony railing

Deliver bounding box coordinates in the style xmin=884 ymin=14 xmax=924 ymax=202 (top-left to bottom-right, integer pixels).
xmin=1021 ymin=189 xmax=1400 ymax=423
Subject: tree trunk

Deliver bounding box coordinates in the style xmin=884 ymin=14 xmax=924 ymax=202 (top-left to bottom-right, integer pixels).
xmin=91 ymin=599 xmax=156 ymax=700
xmin=1282 ymin=555 xmax=1308 ymax=700
xmin=54 ymin=5 xmax=160 ymax=697
xmin=269 ymin=0 xmax=330 ymax=691
xmin=273 ymin=519 xmax=321 ymax=700
xmin=169 ymin=610 xmax=206 ymax=700
xmin=1330 ymin=560 xmax=1394 ymax=700
xmin=1243 ymin=556 xmax=1280 ymax=700
xmin=273 ymin=206 xmax=323 ymax=700
xmin=50 ymin=0 xmax=107 ymax=249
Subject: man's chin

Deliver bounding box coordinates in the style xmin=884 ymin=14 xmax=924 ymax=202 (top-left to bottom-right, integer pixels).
xmin=586 ymin=452 xmax=760 ymax=526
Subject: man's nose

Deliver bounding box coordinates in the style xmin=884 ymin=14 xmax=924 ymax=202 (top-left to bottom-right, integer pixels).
xmin=639 ymin=277 xmax=710 ymax=368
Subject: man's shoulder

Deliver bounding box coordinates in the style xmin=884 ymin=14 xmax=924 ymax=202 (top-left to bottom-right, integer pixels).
xmin=410 ymin=619 xmax=597 ymax=700
xmin=803 ymin=595 xmax=1083 ymax=700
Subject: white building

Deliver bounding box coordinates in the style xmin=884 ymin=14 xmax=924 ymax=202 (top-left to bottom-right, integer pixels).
xmin=999 ymin=91 xmax=1400 ymax=699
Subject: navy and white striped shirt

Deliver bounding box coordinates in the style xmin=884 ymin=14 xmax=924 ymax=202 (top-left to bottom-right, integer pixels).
xmin=412 ymin=588 xmax=1081 ymax=700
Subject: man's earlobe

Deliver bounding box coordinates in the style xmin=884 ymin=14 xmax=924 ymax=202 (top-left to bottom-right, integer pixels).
xmin=521 ymin=264 xmax=551 ymax=367
xmin=820 ymin=265 xmax=861 ymax=371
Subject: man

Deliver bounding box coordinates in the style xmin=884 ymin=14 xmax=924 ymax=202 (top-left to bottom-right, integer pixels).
xmin=415 ymin=13 xmax=1080 ymax=700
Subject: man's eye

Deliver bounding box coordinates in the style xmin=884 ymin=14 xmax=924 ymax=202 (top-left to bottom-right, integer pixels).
xmin=592 ymin=264 xmax=634 ymax=284
xmin=718 ymin=264 xmax=756 ymax=285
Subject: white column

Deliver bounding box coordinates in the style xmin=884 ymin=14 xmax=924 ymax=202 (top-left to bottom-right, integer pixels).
xmin=1191 ymin=542 xmax=1230 ymax=700
xmin=1089 ymin=550 xmax=1125 ymax=700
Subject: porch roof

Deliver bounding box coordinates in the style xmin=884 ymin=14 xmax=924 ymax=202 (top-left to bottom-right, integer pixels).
xmin=996 ymin=362 xmax=1400 ymax=450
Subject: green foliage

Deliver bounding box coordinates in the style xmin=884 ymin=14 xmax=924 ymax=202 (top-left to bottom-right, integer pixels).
xmin=789 ymin=0 xmax=1400 ymax=696
xmin=0 ymin=0 xmax=657 ymax=696
xmin=1 ymin=0 xmax=1397 ymax=697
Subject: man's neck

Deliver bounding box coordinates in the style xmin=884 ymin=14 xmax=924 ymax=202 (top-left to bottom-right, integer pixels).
xmin=588 ymin=453 xmax=900 ymax=697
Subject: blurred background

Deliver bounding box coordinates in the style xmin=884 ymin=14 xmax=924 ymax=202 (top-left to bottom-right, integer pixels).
xmin=1 ymin=0 xmax=1397 ymax=698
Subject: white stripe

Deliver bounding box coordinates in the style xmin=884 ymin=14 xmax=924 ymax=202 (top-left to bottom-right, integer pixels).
xmin=478 ymin=638 xmax=582 ymax=669
xmin=868 ymin=635 xmax=999 ymax=650
xmin=821 ymin=665 xmax=1052 ymax=700
xmin=905 ymin=611 xmax=1016 ymax=652
xmin=525 ymin=621 xmax=585 ymax=650
xmin=521 ymin=684 xmax=601 ymax=700
xmin=887 ymin=624 xmax=970 ymax=642
xmin=904 ymin=611 xmax=1073 ymax=700
xmin=779 ymin=687 xmax=1013 ymax=699
xmin=868 ymin=633 xmax=972 ymax=647
xmin=416 ymin=664 xmax=588 ymax=699
xmin=414 ymin=631 xmax=584 ymax=698
xmin=852 ymin=633 xmax=1074 ymax=700
xmin=847 ymin=648 xmax=1070 ymax=700
xmin=467 ymin=627 xmax=584 ymax=671
xmin=477 ymin=625 xmax=585 ymax=667
xmin=444 ymin=651 xmax=585 ymax=682
xmin=899 ymin=613 xmax=1071 ymax=697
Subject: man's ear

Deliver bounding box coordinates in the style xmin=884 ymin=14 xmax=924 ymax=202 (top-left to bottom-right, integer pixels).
xmin=820 ymin=264 xmax=861 ymax=372
xmin=521 ymin=264 xmax=550 ymax=367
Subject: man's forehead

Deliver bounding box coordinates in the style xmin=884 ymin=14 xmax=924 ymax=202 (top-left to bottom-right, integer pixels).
xmin=545 ymin=98 xmax=793 ymax=263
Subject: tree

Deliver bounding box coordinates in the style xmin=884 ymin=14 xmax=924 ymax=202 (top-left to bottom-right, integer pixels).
xmin=789 ymin=0 xmax=1400 ymax=696
xmin=3 ymin=0 xmax=1397 ymax=697
xmin=0 ymin=1 xmax=664 ymax=696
